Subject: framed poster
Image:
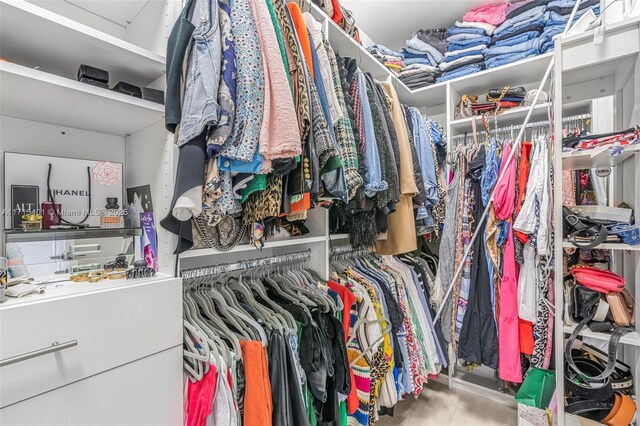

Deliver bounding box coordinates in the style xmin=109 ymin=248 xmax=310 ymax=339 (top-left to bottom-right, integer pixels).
xmin=4 ymin=153 xmax=123 ymax=228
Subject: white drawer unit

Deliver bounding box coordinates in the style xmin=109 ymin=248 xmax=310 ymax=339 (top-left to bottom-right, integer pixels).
xmin=0 ymin=277 xmax=182 ymax=408
xmin=0 ymin=346 xmax=183 ymax=426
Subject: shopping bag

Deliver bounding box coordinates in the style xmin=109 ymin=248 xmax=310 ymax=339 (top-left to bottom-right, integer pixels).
xmin=515 ymin=368 xmax=556 ymax=409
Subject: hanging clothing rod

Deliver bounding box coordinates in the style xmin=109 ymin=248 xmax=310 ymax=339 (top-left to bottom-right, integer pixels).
xmin=181 ymin=249 xmax=312 ymax=279
xmin=330 ymin=244 xmax=373 ymax=258
xmin=434 ymin=0 xmax=586 ymax=325
xmin=450 ymin=113 xmax=591 ymax=143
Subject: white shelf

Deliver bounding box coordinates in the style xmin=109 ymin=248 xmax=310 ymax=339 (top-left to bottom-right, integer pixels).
xmin=562 ymin=144 xmax=640 ymax=169
xmin=563 ymin=326 xmax=640 ymax=347
xmin=562 ymin=241 xmax=640 ymax=251
xmin=180 ymin=235 xmax=328 ymax=259
xmin=0 ymin=61 xmax=164 ymax=136
xmin=0 ymin=273 xmax=176 ymax=308
xmin=329 ymin=233 xmax=350 ymax=241
xmin=450 ymin=103 xmax=551 ymax=133
xmin=0 ymin=0 xmax=165 ymax=87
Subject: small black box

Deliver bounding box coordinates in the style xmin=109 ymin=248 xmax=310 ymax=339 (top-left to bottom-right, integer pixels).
xmin=112 ymin=81 xmax=142 ymax=98
xmin=79 ymin=77 xmax=109 ymax=89
xmin=77 ymin=64 xmax=109 ymax=83
xmin=142 ymin=87 xmax=165 ymax=104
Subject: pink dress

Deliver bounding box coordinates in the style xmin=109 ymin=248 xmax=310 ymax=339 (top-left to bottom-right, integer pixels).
xmin=493 ymin=144 xmax=522 ymax=383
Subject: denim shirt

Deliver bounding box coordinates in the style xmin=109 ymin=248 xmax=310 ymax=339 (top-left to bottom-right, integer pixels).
xmin=177 ymin=0 xmax=222 ymax=146
xmin=356 ymin=71 xmax=388 ymax=197
xmin=409 ymin=108 xmax=438 ymax=223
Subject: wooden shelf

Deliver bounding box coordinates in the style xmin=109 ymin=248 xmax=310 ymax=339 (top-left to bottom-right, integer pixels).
xmin=179 ymin=235 xmax=328 ymax=259
xmin=0 ymin=61 xmax=164 ymax=136
xmin=0 ymin=0 xmax=165 ymax=87
xmin=562 ymin=241 xmax=640 ymax=251
xmin=562 ymin=144 xmax=640 ymax=170
xmin=563 ymin=326 xmax=640 ymax=347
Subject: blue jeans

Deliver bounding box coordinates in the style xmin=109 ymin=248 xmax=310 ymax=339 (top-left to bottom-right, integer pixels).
xmin=494 ymin=5 xmax=548 ymax=36
xmin=541 ymin=40 xmax=554 ymax=52
xmin=486 ymin=48 xmax=538 ymax=69
xmin=405 ymin=57 xmax=435 ymax=66
xmin=448 ymin=38 xmax=490 ymax=52
xmin=447 ymin=26 xmax=486 ymax=36
xmin=541 ymin=24 xmax=565 ymax=41
xmin=448 ymin=35 xmax=492 ymax=47
xmin=493 ymin=30 xmax=541 ymax=47
xmin=436 ymin=63 xmax=483 ymax=82
xmin=178 ymin=0 xmax=221 ymax=146
xmin=486 ymin=37 xmax=543 ymax=57
xmin=405 ymin=35 xmax=444 ymax=63
xmin=447 ymin=32 xmax=486 ymax=43
xmin=368 ymin=44 xmax=404 ymax=58
xmin=443 ymin=47 xmax=488 ymax=62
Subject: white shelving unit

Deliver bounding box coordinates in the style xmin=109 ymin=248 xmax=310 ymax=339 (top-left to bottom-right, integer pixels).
xmin=553 ymin=16 xmax=640 ymax=426
xmin=1 ymin=0 xmax=637 ymax=422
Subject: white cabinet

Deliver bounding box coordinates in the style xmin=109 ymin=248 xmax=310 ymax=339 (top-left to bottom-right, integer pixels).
xmin=0 ymin=277 xmax=182 ymax=408
xmin=0 ymin=346 xmax=183 ymax=426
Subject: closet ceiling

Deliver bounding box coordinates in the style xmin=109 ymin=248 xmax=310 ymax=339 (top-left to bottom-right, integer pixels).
xmin=343 ymin=0 xmax=492 ymax=49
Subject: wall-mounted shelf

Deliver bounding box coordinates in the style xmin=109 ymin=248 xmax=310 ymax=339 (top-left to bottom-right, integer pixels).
xmin=0 ymin=61 xmax=164 ymax=136
xmin=562 ymin=241 xmax=640 ymax=251
xmin=562 ymin=144 xmax=640 ymax=170
xmin=563 ymin=326 xmax=640 ymax=347
xmin=179 ymin=235 xmax=328 ymax=259
xmin=4 ymin=227 xmax=142 ymax=242
xmin=0 ymin=0 xmax=165 ymax=87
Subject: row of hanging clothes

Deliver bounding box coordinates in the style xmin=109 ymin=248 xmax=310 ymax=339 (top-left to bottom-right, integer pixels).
xmin=182 ymin=250 xmax=349 ymax=426
xmin=328 ymin=243 xmax=446 ymax=426
xmin=431 ymin=115 xmax=590 ymax=388
xmin=181 ymin=243 xmax=447 ymax=426
xmin=161 ymin=0 xmax=446 ymax=256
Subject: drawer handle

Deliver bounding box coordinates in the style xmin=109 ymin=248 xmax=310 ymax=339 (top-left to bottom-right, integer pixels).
xmin=0 ymin=340 xmax=78 ymax=367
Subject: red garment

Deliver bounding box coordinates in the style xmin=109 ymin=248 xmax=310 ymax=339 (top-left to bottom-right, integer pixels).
xmin=241 ymin=341 xmax=273 ymax=426
xmin=519 ymin=320 xmax=535 ymax=355
xmin=187 ymin=364 xmax=217 ymax=426
xmin=327 ymin=279 xmax=359 ymax=415
xmin=515 ymin=142 xmax=532 ymax=243
xmin=330 ymin=0 xmax=343 ymax=26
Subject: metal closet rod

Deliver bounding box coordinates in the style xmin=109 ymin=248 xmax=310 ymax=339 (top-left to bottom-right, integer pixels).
xmin=181 ymin=249 xmax=312 ymax=279
xmin=450 ymin=113 xmax=592 ymax=143
xmin=330 ymin=244 xmax=373 ymax=258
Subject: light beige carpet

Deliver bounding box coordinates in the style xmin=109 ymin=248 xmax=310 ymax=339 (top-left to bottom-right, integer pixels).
xmin=376 ymin=381 xmax=518 ymax=425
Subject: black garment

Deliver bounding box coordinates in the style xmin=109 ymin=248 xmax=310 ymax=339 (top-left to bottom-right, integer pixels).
xmin=505 ymin=0 xmax=550 ymax=20
xmin=160 ymin=133 xmax=207 ymax=254
xmin=165 ymin=0 xmax=195 ymax=133
xmin=491 ymin=24 xmax=543 ymax=44
xmin=374 ymin=80 xmax=402 ymax=206
xmin=268 ymin=331 xmax=310 ymax=426
xmin=457 ymin=146 xmax=499 ymax=369
xmin=403 ymin=105 xmax=427 ymax=206
xmin=491 ymin=23 xmax=544 ymax=44
xmin=414 ymin=28 xmax=448 ymax=54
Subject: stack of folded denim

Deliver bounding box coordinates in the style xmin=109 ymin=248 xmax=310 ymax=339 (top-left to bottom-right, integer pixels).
xmin=398 ymin=64 xmax=441 ymax=89
xmin=397 ymin=29 xmax=446 ymax=87
xmin=436 ymin=3 xmax=509 ymax=83
xmin=486 ymin=1 xmax=550 ymax=69
xmin=367 ymin=44 xmax=406 ymax=73
xmin=540 ymin=0 xmax=600 ymax=53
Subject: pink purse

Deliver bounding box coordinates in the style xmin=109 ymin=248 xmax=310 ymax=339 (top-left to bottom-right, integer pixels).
xmin=570 ymin=266 xmax=625 ymax=294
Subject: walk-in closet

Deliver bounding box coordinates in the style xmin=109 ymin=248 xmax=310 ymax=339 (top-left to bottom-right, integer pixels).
xmin=0 ymin=0 xmax=638 ymax=425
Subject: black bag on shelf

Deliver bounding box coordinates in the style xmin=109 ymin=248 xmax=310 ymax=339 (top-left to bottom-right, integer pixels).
xmin=77 ymin=64 xmax=109 ymax=83
xmin=112 ymin=81 xmax=142 ymax=98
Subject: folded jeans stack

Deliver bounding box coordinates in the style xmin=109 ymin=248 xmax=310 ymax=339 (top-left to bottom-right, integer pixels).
xmin=487 ymin=3 xmax=550 ymax=69
xmin=368 ymin=44 xmax=405 ymax=72
xmin=540 ymin=0 xmax=600 ymax=53
xmin=437 ymin=2 xmax=508 ymax=82
xmin=400 ymin=28 xmax=446 ymax=88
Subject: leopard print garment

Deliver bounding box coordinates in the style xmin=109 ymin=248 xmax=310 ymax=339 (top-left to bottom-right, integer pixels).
xmin=242 ymin=174 xmax=283 ymax=225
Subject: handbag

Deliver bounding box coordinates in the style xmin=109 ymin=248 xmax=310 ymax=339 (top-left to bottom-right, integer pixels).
xmin=454 ymin=94 xmax=478 ymax=120
xmin=486 ymin=85 xmax=527 ymax=101
xmin=563 ymin=206 xmax=612 ymax=249
xmin=191 ymin=214 xmax=247 ymax=251
xmin=606 ymin=289 xmax=636 ymax=327
xmin=565 ymin=269 xmax=633 ymax=386
xmin=570 ymin=266 xmax=625 ymax=294
xmin=515 ymin=368 xmax=556 ymax=409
